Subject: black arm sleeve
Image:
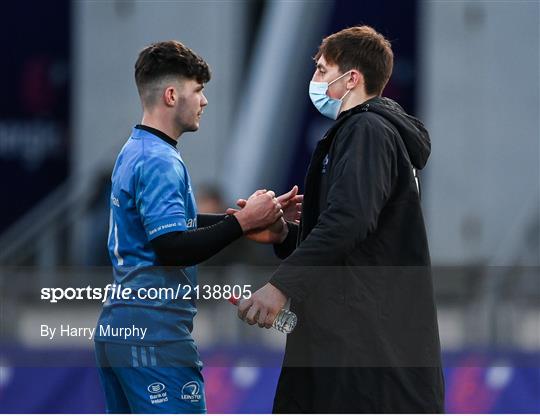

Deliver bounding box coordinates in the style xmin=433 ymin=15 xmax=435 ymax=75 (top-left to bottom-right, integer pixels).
xmin=273 ymin=222 xmax=299 ymax=259
xmin=197 ymin=213 xmax=226 ymax=228
xmin=150 ymin=215 xmax=243 ymax=266
xmin=269 ymin=119 xmax=397 ymax=301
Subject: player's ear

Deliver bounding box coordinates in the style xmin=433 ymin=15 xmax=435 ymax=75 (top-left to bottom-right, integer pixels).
xmin=163 ymin=86 xmax=176 ymax=107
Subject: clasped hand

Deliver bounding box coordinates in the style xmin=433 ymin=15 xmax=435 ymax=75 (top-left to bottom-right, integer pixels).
xmin=228 ymin=185 xmax=303 ymax=244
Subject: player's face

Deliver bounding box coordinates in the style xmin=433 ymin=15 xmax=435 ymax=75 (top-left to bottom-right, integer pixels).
xmin=175 ymin=79 xmax=208 ymax=133
xmin=312 ymin=55 xmax=348 ymax=100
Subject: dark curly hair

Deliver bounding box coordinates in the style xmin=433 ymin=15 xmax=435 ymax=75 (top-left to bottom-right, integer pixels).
xmin=135 ymin=40 xmax=211 ymax=104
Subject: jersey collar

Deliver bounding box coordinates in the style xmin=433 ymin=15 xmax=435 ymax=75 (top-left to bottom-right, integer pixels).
xmin=134 ymin=124 xmax=178 ymax=147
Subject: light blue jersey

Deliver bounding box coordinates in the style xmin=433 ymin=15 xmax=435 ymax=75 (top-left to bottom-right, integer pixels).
xmin=96 ymin=126 xmax=198 ymax=345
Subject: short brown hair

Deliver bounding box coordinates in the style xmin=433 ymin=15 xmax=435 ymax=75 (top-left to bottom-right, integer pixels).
xmin=315 ymin=26 xmax=393 ymax=95
xmin=135 ymin=40 xmax=211 ymax=102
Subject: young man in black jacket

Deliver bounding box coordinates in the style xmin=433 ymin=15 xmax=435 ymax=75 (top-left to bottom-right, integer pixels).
xmin=237 ymin=26 xmax=445 ymax=413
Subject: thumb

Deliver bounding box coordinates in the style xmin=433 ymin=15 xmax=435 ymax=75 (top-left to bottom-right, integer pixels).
xmin=236 ymin=199 xmax=247 ymax=208
xmin=226 ymin=208 xmax=238 ymax=215
xmin=277 ymin=185 xmax=298 ymax=203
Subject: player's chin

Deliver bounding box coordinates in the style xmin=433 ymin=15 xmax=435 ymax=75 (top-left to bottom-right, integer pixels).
xmin=186 ymin=122 xmax=200 ymax=132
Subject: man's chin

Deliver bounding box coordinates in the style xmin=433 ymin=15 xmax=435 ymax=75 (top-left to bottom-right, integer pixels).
xmin=185 ymin=124 xmax=199 ymax=133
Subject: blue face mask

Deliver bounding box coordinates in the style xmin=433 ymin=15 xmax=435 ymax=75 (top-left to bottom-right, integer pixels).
xmin=309 ymin=71 xmax=352 ymax=120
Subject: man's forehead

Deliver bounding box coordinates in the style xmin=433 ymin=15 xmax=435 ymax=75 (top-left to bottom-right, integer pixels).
xmin=315 ymin=56 xmax=337 ymax=71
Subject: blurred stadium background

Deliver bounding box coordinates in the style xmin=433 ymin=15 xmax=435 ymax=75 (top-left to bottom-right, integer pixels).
xmin=0 ymin=0 xmax=539 ymax=413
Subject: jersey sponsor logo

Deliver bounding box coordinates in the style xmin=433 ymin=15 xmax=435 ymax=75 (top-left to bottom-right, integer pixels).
xmin=147 ymin=382 xmax=168 ymax=404
xmin=181 ymin=380 xmax=202 ymax=402
xmin=148 ymin=382 xmax=165 ymax=394
xmin=186 ymin=217 xmax=197 ymax=228
xmin=148 ymin=222 xmax=178 ymax=236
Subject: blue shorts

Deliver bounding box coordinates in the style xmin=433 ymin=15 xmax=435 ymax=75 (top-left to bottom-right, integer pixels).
xmin=95 ymin=341 xmax=207 ymax=413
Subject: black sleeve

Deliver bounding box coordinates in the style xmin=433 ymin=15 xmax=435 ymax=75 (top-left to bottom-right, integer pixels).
xmin=273 ymin=222 xmax=299 ymax=259
xmin=150 ymin=215 xmax=243 ymax=266
xmin=269 ymin=119 xmax=397 ymax=301
xmin=197 ymin=213 xmax=226 ymax=228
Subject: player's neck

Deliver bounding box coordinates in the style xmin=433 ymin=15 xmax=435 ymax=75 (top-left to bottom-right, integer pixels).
xmin=140 ymin=113 xmax=182 ymax=142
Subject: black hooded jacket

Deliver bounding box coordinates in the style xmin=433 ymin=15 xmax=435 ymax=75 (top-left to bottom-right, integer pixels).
xmin=269 ymin=97 xmax=444 ymax=412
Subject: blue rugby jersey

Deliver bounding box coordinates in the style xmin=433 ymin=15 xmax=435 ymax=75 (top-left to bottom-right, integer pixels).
xmin=95 ymin=126 xmax=198 ymax=345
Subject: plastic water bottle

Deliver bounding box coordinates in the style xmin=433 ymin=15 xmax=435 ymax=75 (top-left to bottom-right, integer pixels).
xmin=229 ymin=297 xmax=297 ymax=334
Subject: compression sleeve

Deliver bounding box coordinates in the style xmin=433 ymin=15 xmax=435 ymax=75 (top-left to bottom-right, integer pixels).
xmin=150 ymin=215 xmax=243 ymax=266
xmin=197 ymin=213 xmax=227 ymax=228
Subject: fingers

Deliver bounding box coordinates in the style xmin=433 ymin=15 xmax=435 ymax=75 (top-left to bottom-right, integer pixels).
xmin=245 ymin=304 xmax=260 ymax=325
xmin=239 ymin=189 xmax=285 ymax=231
xmin=264 ymin=312 xmax=276 ymax=329
xmin=226 ymin=208 xmax=238 ymax=215
xmin=267 ymin=193 xmax=282 ymax=223
xmin=277 ymin=185 xmax=298 ymax=203
xmin=237 ymin=298 xmax=253 ymax=321
xmin=249 ymin=189 xmax=267 ymax=200
xmin=246 ymin=189 xmax=300 ymax=205
xmin=276 ymin=208 xmax=284 ymax=220
xmin=241 ymin=305 xmax=274 ymax=329
xmin=257 ymin=308 xmax=268 ymax=328
xmin=283 ymin=195 xmax=302 ymax=206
